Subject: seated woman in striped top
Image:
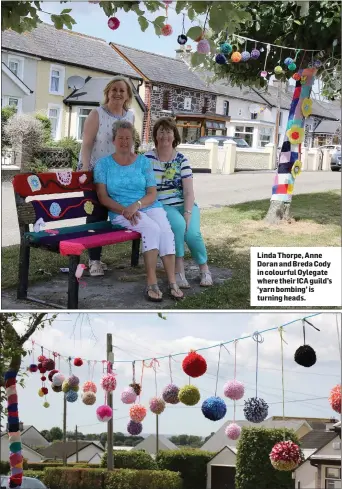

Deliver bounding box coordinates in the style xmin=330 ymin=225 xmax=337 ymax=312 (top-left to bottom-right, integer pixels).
xmin=145 ymin=117 xmax=213 ymax=288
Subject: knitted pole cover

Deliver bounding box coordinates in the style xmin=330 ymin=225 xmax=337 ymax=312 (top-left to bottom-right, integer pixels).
xmin=5 ymin=369 xmax=23 ymax=488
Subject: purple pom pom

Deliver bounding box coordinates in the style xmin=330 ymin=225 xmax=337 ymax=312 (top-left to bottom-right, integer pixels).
xmin=251 ymin=49 xmax=260 ymax=60
xmin=121 ymin=387 xmax=137 ymax=404
xmin=197 ymin=39 xmax=210 ymax=54
xmin=68 ymin=375 xmax=79 ymax=387
xmin=244 ymin=397 xmax=268 ymax=423
xmin=149 ymin=396 xmax=166 ymax=414
xmin=127 ymin=420 xmax=143 ymax=435
xmin=162 ymin=384 xmax=180 ymax=404
xmin=241 ymin=51 xmax=251 ymax=61
xmin=224 ymin=380 xmax=244 ymax=400
xmin=225 ymin=422 xmax=241 ymax=440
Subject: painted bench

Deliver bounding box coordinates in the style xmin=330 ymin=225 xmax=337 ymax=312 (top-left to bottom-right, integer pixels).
xmin=13 ymin=171 xmax=141 ymax=309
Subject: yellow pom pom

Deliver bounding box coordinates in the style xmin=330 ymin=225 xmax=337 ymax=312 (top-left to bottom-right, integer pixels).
xmin=38 ymin=389 xmax=44 ymax=397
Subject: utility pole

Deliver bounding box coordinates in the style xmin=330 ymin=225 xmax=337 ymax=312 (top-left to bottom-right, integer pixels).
xmin=62 ymin=394 xmax=67 ymax=466
xmin=156 ymin=415 xmax=159 ymax=457
xmin=75 ymin=425 xmax=79 ymax=463
xmin=107 ymin=333 xmax=114 ymax=471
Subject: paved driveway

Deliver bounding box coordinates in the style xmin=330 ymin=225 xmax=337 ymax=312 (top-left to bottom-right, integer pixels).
xmin=2 ymin=171 xmax=340 ymax=247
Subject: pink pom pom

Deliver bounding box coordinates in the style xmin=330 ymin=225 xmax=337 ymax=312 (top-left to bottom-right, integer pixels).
xmin=108 ymin=17 xmax=120 ymax=30
xmin=82 ymin=381 xmax=97 ymax=393
xmin=130 ymin=404 xmax=147 ymax=423
xmin=161 ymin=24 xmax=173 ymax=36
xmin=224 ymin=380 xmax=244 ymax=400
xmin=121 ymin=387 xmax=137 ymax=404
xmin=270 ymin=440 xmax=302 ymax=471
xmin=329 ymin=385 xmax=341 ymax=413
xmin=101 ymin=373 xmax=117 ymax=392
xmin=225 ymin=423 xmax=241 ymax=440
xmin=149 ymin=397 xmax=166 ymax=415
xmin=197 ymin=39 xmax=210 ymax=54
xmin=96 ymin=405 xmax=113 ymax=422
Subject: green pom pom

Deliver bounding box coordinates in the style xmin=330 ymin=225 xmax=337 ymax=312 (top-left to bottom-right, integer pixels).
xmin=62 ymin=380 xmax=70 ymax=393
xmin=178 ymin=385 xmax=201 ymax=406
xmin=220 ymin=42 xmax=232 ymax=55
xmin=288 ymin=62 xmax=297 ymax=71
xmin=70 ymin=385 xmax=79 ymax=392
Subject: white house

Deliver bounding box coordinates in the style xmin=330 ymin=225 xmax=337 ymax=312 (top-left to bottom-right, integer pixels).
xmin=0 ymin=434 xmax=44 ymax=463
xmin=37 ymin=440 xmax=105 ymax=463
xmin=206 ymin=446 xmax=237 ymax=489
xmin=0 ymin=425 xmax=50 ymax=450
xmin=132 ymin=434 xmax=178 ymax=457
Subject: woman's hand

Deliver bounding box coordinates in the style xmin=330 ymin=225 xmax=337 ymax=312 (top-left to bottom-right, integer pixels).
xmin=122 ymin=203 xmax=140 ymax=221
xmin=128 ymin=212 xmax=141 ymax=226
xmin=184 ymin=212 xmax=191 ymax=231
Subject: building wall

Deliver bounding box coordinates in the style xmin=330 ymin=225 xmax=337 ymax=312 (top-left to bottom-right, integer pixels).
xmin=67 ymin=445 xmax=104 ymax=463
xmin=294 ymin=460 xmax=317 ymax=489
xmin=22 ymin=427 xmax=50 ymax=448
xmin=0 ymin=436 xmax=43 ymax=463
xmin=133 ymin=436 xmax=175 ymax=455
xmin=207 ymin=448 xmax=236 ymax=489
xmin=2 ymin=73 xmax=24 ymax=98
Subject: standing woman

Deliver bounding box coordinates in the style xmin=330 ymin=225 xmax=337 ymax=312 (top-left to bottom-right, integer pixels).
xmin=145 ymin=117 xmax=213 ymax=289
xmin=78 ymin=76 xmax=135 ymax=276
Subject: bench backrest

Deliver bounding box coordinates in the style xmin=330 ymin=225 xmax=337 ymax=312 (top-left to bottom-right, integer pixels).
xmin=12 ymin=171 xmax=105 ymax=229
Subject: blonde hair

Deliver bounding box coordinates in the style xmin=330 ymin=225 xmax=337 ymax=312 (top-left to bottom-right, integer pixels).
xmin=112 ymin=120 xmax=134 ymax=140
xmin=103 ymin=76 xmax=133 ymax=111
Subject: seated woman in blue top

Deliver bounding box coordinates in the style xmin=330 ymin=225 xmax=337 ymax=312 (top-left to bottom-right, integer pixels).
xmin=94 ymin=120 xmax=183 ymax=302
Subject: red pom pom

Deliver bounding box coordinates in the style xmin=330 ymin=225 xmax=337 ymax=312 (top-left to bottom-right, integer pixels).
xmin=41 ymin=387 xmax=48 ymax=395
xmin=74 ymin=358 xmax=83 ymax=367
xmin=42 ymin=358 xmax=55 ymax=371
xmin=108 ymin=17 xmax=120 ymax=30
xmin=161 ymin=24 xmax=173 ymax=36
xmin=41 ymin=376 xmax=46 ymax=381
xmin=38 ymin=355 xmax=46 ymax=362
xmin=182 ymin=351 xmax=207 ymax=378
xmin=38 ymin=363 xmax=47 ymax=374
xmin=48 ymin=369 xmax=59 ymax=382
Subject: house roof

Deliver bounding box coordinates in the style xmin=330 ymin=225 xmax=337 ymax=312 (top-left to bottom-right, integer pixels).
xmin=134 ymin=434 xmax=178 ymax=451
xmin=111 ymin=43 xmax=216 ymax=93
xmin=312 ymin=120 xmax=340 ymax=134
xmin=299 ymin=430 xmax=338 ymax=450
xmin=201 ymin=419 xmax=311 ymax=452
xmin=38 ymin=441 xmax=104 ymax=459
xmin=1 ymin=433 xmax=44 ymax=459
xmin=1 ymin=62 xmax=33 ymax=94
xmin=1 ymin=23 xmax=140 ymax=79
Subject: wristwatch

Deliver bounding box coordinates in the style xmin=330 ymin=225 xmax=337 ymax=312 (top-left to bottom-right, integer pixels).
xmin=137 ymin=200 xmax=142 ymax=209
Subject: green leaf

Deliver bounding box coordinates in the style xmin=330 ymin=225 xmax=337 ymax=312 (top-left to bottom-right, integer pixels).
xmin=175 ymin=1 xmax=187 ymax=14
xmin=138 ymin=15 xmax=149 ymax=32
xmin=154 ymin=15 xmax=166 ymax=28
xmin=188 ymin=8 xmax=195 ymax=21
xmin=61 ymin=8 xmax=72 ymax=14
xmin=131 ymin=4 xmax=145 ymax=16
xmin=192 ymin=1 xmax=210 ymax=14
xmin=294 ymin=19 xmax=302 ymax=24
xmin=186 ymin=26 xmax=203 ymax=41
xmin=51 ymin=14 xmax=63 ymax=29
xmin=191 ymin=51 xmax=206 ymax=67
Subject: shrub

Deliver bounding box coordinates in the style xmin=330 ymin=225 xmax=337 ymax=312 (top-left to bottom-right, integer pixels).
xmin=27 ymin=462 xmax=63 ymax=471
xmin=50 ymin=137 xmax=81 ymax=169
xmin=1 ymin=106 xmax=17 ymax=148
xmin=41 ymin=467 xmax=182 ymax=489
xmin=0 ymin=460 xmax=10 ymax=475
xmin=100 ymin=450 xmax=158 ymax=470
xmin=156 ymin=448 xmax=215 ymax=489
xmin=235 ymin=427 xmax=301 ymax=489
xmin=23 ymin=470 xmax=43 ymax=479
xmin=35 ymin=113 xmax=52 ymax=144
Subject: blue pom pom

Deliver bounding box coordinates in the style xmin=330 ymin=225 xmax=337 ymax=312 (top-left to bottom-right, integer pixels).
xmin=201 ymin=396 xmax=227 ymax=421
xmin=215 ymin=54 xmax=227 ymax=65
xmin=243 ymin=397 xmax=268 ymax=423
xmin=284 ymin=57 xmax=293 ymax=66
xmin=241 ymin=51 xmax=251 ymax=62
xmin=66 ymin=390 xmax=78 ymax=403
xmin=220 ymin=42 xmax=232 ymax=55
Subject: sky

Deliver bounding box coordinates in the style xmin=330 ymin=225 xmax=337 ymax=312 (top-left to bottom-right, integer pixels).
xmin=11 ymin=312 xmax=342 ymax=438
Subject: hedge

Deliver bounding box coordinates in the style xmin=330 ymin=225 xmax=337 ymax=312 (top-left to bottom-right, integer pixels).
xmin=22 ymin=470 xmax=44 ymax=480
xmin=100 ymin=450 xmax=158 ymax=470
xmin=41 ymin=467 xmax=182 ymax=489
xmin=27 ymin=462 xmax=64 ymax=471
xmin=0 ymin=461 xmax=10 ymax=475
xmin=235 ymin=427 xmax=302 ymax=489
xmin=156 ymin=448 xmax=215 ymax=489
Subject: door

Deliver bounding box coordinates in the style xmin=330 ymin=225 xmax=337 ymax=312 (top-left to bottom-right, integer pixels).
xmin=211 ymin=465 xmax=236 ymax=489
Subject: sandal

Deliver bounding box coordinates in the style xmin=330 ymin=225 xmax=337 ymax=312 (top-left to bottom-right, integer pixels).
xmin=145 ymin=284 xmax=163 ymax=303
xmin=175 ymin=272 xmax=191 ymax=289
xmin=200 ymin=271 xmax=213 ymax=287
xmin=89 ymin=260 xmax=104 ymax=277
xmin=169 ymin=283 xmax=184 ymax=301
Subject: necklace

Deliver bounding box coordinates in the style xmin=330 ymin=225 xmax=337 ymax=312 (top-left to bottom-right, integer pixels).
xmin=156 ymin=148 xmax=175 ymax=163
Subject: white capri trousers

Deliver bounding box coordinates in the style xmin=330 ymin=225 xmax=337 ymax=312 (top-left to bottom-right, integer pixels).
xmin=112 ymin=207 xmax=175 ymax=257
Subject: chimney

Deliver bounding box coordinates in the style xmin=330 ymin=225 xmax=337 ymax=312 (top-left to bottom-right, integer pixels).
xmin=175 ymin=44 xmax=192 ymax=66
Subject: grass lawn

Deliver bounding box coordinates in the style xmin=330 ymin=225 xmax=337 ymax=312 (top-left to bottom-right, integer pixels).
xmin=2 ymin=190 xmax=340 ymax=309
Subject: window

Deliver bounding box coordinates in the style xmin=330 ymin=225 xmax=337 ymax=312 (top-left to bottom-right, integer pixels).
xmin=49 ymin=64 xmax=65 ymax=95
xmin=325 ymin=467 xmax=341 ymax=489
xmin=2 ymin=96 xmax=22 ymax=113
xmin=279 ymin=111 xmax=283 ymax=126
xmin=202 ymin=97 xmax=209 ymax=114
xmin=235 ymin=125 xmax=254 ymax=146
xmin=259 ymin=127 xmax=273 ymax=147
xmin=184 ymin=97 xmax=192 ymax=110
xmin=251 ymin=112 xmax=258 ymax=120
xmin=48 ymin=104 xmax=62 ymax=140
xmin=8 ymin=97 xmax=19 ymax=109
xmin=77 ymin=108 xmax=92 ymax=140
xmin=223 ymin=100 xmax=229 ymax=116
xmin=162 ymin=90 xmax=170 ymax=110
xmin=8 ymin=55 xmax=24 ymax=79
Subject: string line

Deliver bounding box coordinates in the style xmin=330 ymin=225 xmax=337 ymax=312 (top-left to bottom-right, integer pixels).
xmin=279 ymin=327 xmax=286 ymax=440
xmin=214 ymin=345 xmax=222 ymax=397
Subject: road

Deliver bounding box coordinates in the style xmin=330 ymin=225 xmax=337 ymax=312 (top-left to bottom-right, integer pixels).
xmin=2 ymin=171 xmax=340 ymax=247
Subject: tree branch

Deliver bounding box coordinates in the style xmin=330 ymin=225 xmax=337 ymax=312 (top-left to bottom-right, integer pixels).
xmin=19 ymin=313 xmax=48 ymax=346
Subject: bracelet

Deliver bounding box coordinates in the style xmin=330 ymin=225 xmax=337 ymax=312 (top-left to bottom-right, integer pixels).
xmin=137 ymin=200 xmax=142 ymax=209
xmin=184 ymin=210 xmax=192 ymax=214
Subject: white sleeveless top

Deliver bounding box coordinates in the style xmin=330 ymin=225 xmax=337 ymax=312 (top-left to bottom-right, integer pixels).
xmin=79 ymin=106 xmax=135 ymax=170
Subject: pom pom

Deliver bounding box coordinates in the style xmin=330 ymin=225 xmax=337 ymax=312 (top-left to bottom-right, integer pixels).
xmin=241 ymin=51 xmax=251 ymax=62
xmin=244 ymin=397 xmax=269 ymax=423
xmin=97 ymin=405 xmax=113 ymax=422
xmin=261 ymin=71 xmax=268 ymax=78
xmin=251 ymin=49 xmax=260 ymax=60
xmin=62 ymin=381 xmax=70 ymax=393
xmin=29 ymin=364 xmax=38 ymax=373
xmin=182 ymin=351 xmax=207 ymax=378
xmin=130 ymin=383 xmax=141 ymax=396
xmin=108 ymin=17 xmax=120 ymax=30
xmin=201 ymin=396 xmax=227 ymax=421
xmin=66 ymin=390 xmax=78 ymax=403
xmin=127 ymin=420 xmax=143 ymax=435
xmin=215 ymin=54 xmax=227 ymax=65
xmin=220 ymin=42 xmax=232 ymax=55
xmin=82 ymin=381 xmax=97 ymax=393
xmin=288 ymin=62 xmax=296 ymax=71
xmin=329 ymin=385 xmax=341 ymax=413
xmin=195 ymin=31 xmax=204 ymax=42
xmin=38 ymin=355 xmax=46 ymax=362
xmin=225 ymin=423 xmax=241 ymax=440
xmin=197 ymin=39 xmax=210 ymax=54
xmin=284 ymin=57 xmax=293 ymax=66
xmin=41 ymin=376 xmax=46 ymax=382
xmin=74 ymin=358 xmax=83 ymax=367
xmin=161 ymin=24 xmax=173 ymax=36
xmin=231 ymin=52 xmax=242 ymax=63
xmin=162 ymin=384 xmax=180 ymax=404
xmin=68 ymin=375 xmax=79 ymax=387
xmin=52 ymin=373 xmax=65 ymax=387
xmin=129 ymin=404 xmax=147 ymax=423
xmin=149 ymin=397 xmax=166 ymax=415
xmin=100 ymin=373 xmax=117 ymax=392
xmin=38 ymin=388 xmax=44 ymax=397
xmin=270 ymin=440 xmax=302 ymax=471
xmin=121 ymin=387 xmax=137 ymax=404
xmin=70 ymin=385 xmax=79 ymax=392
xmin=292 ymin=73 xmax=301 ymax=80
xmin=274 ymin=65 xmax=283 ymax=74
xmin=294 ymin=345 xmax=316 ymax=367
xmin=43 ymin=402 xmax=50 ymax=408
xmin=41 ymin=387 xmax=48 ymax=395
xmin=177 ymin=34 xmax=187 ymax=45
xmin=314 ymin=59 xmax=322 ymax=68
xmin=223 ymin=380 xmax=245 ymax=401
xmin=42 ymin=358 xmax=55 ymax=371
xmin=82 ymin=391 xmax=96 ymax=405
xmin=52 ymin=384 xmax=62 ymax=393
xmin=38 ymin=363 xmax=47 ymax=374
xmin=178 ymin=385 xmax=200 ymax=406
xmin=48 ymin=369 xmax=59 ymax=382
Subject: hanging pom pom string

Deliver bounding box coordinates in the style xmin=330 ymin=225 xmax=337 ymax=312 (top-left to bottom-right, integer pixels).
xmin=149 ymin=358 xmax=165 ymax=415
xmin=177 ymin=13 xmax=187 ymax=45
xmin=294 ymin=319 xmax=320 ymax=367
xmin=29 ymin=340 xmax=38 ymax=372
xmin=163 ymin=355 xmax=180 ymax=405
xmin=202 ymin=345 xmax=226 ymax=421
xmin=130 ymin=360 xmax=141 ymax=397
xmin=254 ymin=332 xmax=263 ymax=399
xmin=261 ymin=43 xmax=271 ymax=77
xmin=214 ymin=344 xmax=222 ymax=397
xmin=279 ymin=327 xmax=288 ymax=440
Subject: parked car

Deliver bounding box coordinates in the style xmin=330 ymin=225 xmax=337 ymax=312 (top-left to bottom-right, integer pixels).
xmin=1 ymin=476 xmax=48 ymax=489
xmin=317 ymin=145 xmax=341 ymax=171
xmin=189 ymin=136 xmax=250 ymax=148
